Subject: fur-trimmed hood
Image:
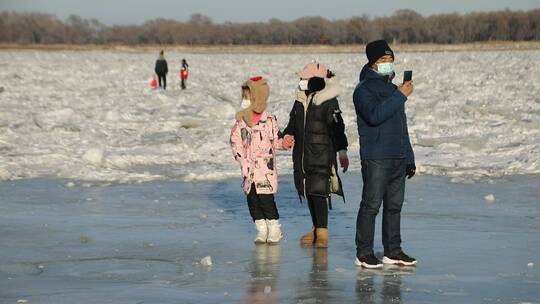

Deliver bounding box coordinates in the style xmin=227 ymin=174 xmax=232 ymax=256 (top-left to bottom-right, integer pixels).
xmin=296 ymin=80 xmax=341 ymax=109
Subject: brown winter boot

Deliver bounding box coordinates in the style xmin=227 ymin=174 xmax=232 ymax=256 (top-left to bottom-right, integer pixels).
xmin=315 ymin=228 xmax=329 ymax=248
xmin=300 ymin=227 xmax=316 ymax=246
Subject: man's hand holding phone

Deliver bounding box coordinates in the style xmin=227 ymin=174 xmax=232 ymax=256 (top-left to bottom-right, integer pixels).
xmin=399 ymin=70 xmax=414 ymax=97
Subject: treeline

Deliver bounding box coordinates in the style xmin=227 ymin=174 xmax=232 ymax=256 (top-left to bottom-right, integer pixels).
xmin=1 ymin=9 xmax=539 ymax=45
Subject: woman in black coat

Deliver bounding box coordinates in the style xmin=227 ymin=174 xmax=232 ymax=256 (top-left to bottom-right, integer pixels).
xmin=283 ymin=63 xmax=349 ymax=248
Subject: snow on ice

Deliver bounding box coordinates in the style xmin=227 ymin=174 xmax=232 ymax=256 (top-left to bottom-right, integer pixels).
xmin=0 ymin=50 xmax=539 ymax=183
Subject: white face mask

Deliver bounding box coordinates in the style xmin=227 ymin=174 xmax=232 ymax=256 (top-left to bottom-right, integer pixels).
xmin=376 ymin=62 xmax=395 ymax=76
xmin=298 ymin=79 xmax=309 ymax=91
xmin=241 ymin=98 xmax=251 ymax=109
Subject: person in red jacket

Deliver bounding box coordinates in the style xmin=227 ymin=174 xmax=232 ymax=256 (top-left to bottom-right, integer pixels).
xmin=180 ymin=59 xmax=189 ymax=90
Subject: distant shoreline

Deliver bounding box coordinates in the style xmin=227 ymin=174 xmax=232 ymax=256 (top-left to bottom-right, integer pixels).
xmin=1 ymin=41 xmax=539 ymax=53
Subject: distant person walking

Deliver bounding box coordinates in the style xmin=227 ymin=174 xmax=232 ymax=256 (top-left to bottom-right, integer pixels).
xmin=180 ymin=59 xmax=189 ymax=90
xmin=154 ymin=50 xmax=168 ymax=90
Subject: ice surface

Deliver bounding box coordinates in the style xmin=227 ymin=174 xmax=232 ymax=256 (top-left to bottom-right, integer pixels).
xmin=0 ymin=174 xmax=539 ymax=303
xmin=1 ymin=50 xmax=539 ymax=183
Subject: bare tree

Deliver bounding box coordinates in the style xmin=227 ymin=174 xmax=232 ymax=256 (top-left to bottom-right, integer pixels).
xmin=0 ymin=9 xmax=539 ymax=45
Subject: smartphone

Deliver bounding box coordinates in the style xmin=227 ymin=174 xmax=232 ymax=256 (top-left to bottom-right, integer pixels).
xmin=403 ymin=70 xmax=413 ymax=83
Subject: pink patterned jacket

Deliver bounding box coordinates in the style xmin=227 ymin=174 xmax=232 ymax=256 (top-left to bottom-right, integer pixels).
xmin=230 ymin=111 xmax=285 ymax=195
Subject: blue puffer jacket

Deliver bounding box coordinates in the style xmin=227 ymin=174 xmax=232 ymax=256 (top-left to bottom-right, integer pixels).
xmin=353 ymin=64 xmax=414 ymax=163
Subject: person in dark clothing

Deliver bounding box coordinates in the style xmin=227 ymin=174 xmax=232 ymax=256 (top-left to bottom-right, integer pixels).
xmin=154 ymin=50 xmax=168 ymax=90
xmin=180 ymin=59 xmax=189 ymax=90
xmin=283 ymin=62 xmax=349 ymax=248
xmin=353 ymin=40 xmax=417 ymax=269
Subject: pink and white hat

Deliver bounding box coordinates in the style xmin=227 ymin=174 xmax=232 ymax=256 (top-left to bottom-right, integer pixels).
xmin=298 ymin=62 xmax=328 ymax=79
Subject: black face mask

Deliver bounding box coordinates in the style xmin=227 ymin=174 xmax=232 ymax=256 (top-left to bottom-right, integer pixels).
xmin=305 ymin=77 xmax=326 ymax=94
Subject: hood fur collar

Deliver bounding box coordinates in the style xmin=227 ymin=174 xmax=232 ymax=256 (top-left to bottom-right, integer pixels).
xmin=296 ymin=81 xmax=341 ymax=107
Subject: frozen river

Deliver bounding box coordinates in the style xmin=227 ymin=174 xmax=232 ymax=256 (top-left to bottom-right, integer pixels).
xmin=1 ymin=174 xmax=539 ymax=303
xmin=1 ymin=49 xmax=539 ymax=183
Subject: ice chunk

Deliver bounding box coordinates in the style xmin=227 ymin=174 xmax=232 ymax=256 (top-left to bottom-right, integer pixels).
xmin=200 ymin=256 xmax=213 ymax=266
xmin=82 ymin=148 xmax=104 ymax=167
xmin=528 ymin=262 xmax=534 ymax=268
xmin=484 ymin=194 xmax=496 ymax=202
xmin=33 ymin=108 xmax=81 ymax=131
xmin=17 ymin=300 xmax=28 ymax=304
xmin=105 ymin=111 xmax=121 ymax=121
xmin=0 ymin=167 xmax=10 ymax=180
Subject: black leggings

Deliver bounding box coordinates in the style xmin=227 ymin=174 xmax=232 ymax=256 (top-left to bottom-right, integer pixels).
xmin=157 ymin=74 xmax=167 ymax=89
xmin=307 ymin=195 xmax=328 ymax=228
xmin=247 ymin=184 xmax=279 ymax=221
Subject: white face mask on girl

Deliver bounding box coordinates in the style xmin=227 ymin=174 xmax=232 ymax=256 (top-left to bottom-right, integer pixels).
xmin=298 ymin=79 xmax=309 ymax=91
xmin=241 ymin=98 xmax=251 ymax=109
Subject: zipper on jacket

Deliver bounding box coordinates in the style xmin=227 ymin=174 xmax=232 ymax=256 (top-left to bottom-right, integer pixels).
xmin=301 ymin=94 xmax=315 ymax=198
xmin=400 ymin=111 xmax=405 ymax=158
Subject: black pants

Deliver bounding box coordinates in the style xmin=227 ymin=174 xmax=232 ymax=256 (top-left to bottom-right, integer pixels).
xmin=181 ymin=79 xmax=187 ymax=90
xmin=355 ymin=159 xmax=406 ymax=257
xmin=157 ymin=74 xmax=166 ymax=90
xmin=307 ymin=195 xmax=328 ymax=228
xmin=247 ymin=184 xmax=279 ymax=221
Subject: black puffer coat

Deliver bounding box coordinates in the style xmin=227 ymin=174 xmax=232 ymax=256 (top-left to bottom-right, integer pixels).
xmin=155 ymin=57 xmax=168 ymax=75
xmin=283 ymin=82 xmax=348 ymax=199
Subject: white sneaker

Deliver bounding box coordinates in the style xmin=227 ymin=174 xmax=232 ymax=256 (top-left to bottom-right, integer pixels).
xmin=355 ymin=254 xmax=383 ymax=269
xmin=265 ymin=219 xmax=282 ymax=243
xmin=382 ymin=252 xmax=417 ymax=266
xmin=254 ymin=219 xmax=268 ymax=244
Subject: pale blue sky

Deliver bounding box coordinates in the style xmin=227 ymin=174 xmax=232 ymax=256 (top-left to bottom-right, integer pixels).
xmin=1 ymin=0 xmax=539 ymax=25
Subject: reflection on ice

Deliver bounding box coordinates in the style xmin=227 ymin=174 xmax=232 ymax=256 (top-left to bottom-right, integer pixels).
xmin=0 ymin=174 xmax=539 ymax=303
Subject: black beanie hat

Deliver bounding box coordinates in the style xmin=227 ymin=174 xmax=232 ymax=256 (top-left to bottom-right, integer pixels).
xmin=366 ymin=40 xmax=394 ymax=67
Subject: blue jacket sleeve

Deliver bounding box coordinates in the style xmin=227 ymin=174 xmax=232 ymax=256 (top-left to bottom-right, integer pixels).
xmin=405 ymin=133 xmax=415 ymax=164
xmin=353 ymin=85 xmax=407 ymax=127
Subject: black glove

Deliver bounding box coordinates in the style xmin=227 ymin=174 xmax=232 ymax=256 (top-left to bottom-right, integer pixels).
xmin=406 ymin=163 xmax=416 ymax=179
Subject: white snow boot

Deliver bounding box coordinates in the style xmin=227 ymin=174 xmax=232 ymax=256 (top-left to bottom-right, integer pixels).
xmin=266 ymin=219 xmax=283 ymax=243
xmin=254 ymin=219 xmax=268 ymax=244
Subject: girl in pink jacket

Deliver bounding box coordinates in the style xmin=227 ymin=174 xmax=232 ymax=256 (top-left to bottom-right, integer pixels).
xmin=230 ymin=76 xmax=292 ymax=244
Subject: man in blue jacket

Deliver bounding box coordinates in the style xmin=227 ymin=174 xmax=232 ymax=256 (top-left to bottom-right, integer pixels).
xmin=353 ymin=40 xmax=417 ymax=269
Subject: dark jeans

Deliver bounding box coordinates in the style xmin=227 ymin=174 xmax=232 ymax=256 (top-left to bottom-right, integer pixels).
xmin=247 ymin=184 xmax=279 ymax=221
xmin=157 ymin=74 xmax=167 ymax=90
xmin=307 ymin=195 xmax=328 ymax=228
xmin=355 ymin=159 xmax=406 ymax=257
xmin=181 ymin=79 xmax=187 ymax=90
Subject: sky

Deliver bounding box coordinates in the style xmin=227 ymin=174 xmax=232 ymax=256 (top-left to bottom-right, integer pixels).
xmin=1 ymin=0 xmax=539 ymax=25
